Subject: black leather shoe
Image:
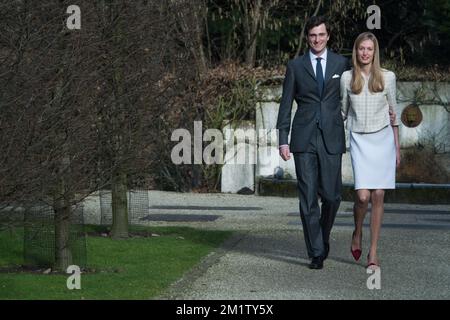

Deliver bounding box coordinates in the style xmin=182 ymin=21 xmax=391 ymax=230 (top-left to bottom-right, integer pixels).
xmin=323 ymin=243 xmax=330 ymax=260
xmin=309 ymin=256 xmax=324 ymax=269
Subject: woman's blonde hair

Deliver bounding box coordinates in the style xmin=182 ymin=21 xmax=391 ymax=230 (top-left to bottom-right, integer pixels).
xmin=351 ymin=32 xmax=384 ymax=94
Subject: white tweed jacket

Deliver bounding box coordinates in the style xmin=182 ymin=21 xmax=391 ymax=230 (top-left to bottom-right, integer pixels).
xmin=340 ymin=69 xmax=399 ymax=133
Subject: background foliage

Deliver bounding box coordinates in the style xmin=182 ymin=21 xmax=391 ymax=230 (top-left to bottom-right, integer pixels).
xmin=1 ymin=1 xmax=449 ymax=195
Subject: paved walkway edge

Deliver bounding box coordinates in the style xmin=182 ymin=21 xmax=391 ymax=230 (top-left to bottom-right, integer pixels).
xmin=156 ymin=231 xmax=247 ymax=300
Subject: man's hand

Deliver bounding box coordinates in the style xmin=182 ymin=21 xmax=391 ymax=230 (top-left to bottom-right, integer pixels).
xmin=389 ymin=109 xmax=396 ymax=126
xmin=279 ymin=145 xmax=291 ymax=161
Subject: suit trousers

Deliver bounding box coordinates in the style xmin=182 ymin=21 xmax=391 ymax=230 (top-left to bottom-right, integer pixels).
xmin=293 ymin=125 xmax=342 ymax=258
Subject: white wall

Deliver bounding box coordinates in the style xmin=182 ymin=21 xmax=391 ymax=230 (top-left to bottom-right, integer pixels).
xmin=220 ymin=121 xmax=256 ymax=193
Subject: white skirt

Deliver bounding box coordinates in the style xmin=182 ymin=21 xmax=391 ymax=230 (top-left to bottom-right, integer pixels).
xmin=350 ymin=125 xmax=396 ymax=190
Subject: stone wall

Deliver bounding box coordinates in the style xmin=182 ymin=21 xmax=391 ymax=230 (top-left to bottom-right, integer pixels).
xmin=221 ymin=81 xmax=450 ymax=193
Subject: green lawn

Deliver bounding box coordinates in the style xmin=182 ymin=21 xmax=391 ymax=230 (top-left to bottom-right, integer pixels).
xmin=0 ymin=225 xmax=231 ymax=299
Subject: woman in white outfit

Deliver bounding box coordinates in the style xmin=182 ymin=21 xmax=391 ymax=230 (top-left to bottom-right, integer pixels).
xmin=341 ymin=32 xmax=401 ymax=269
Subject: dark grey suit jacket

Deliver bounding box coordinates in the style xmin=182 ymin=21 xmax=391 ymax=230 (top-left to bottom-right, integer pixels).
xmin=276 ymin=50 xmax=350 ymax=154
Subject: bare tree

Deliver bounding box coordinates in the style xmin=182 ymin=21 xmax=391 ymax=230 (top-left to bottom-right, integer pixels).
xmin=0 ymin=0 xmax=197 ymax=266
xmin=89 ymin=1 xmax=197 ymax=238
xmin=0 ymin=0 xmax=104 ymax=270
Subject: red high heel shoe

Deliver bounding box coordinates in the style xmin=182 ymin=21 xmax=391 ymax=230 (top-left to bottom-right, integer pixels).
xmin=350 ymin=231 xmax=362 ymax=261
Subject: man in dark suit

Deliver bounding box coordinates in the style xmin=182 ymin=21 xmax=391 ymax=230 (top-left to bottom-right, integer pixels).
xmin=276 ymin=16 xmax=350 ymax=269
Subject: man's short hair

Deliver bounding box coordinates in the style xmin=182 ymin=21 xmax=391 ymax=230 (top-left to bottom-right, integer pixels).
xmin=305 ymin=16 xmax=330 ymax=36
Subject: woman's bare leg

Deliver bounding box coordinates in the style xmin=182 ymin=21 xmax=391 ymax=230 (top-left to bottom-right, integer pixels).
xmin=368 ymin=189 xmax=385 ymax=265
xmin=352 ymin=189 xmax=370 ymax=250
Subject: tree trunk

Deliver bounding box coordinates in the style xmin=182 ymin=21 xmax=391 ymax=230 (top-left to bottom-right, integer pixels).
xmin=54 ymin=179 xmax=73 ymax=272
xmin=52 ymin=58 xmax=73 ymax=271
xmin=106 ymin=2 xmax=129 ymax=239
xmin=244 ymin=0 xmax=262 ymax=67
xmin=175 ymin=0 xmax=208 ymax=77
xmin=111 ymin=169 xmax=129 ymax=239
xmin=203 ymin=0 xmax=212 ymax=66
xmin=193 ymin=5 xmax=208 ymax=76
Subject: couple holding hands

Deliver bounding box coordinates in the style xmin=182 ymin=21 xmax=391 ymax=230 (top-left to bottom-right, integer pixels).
xmin=276 ymin=16 xmax=400 ymax=270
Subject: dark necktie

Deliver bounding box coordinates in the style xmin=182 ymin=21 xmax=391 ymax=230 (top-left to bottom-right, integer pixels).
xmin=316 ymin=57 xmax=324 ymax=97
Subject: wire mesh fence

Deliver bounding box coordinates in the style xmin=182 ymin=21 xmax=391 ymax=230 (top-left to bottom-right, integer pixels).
xmin=2 ymin=188 xmax=149 ymax=269
xmin=23 ymin=202 xmax=87 ymax=269
xmin=99 ymin=189 xmax=149 ymax=225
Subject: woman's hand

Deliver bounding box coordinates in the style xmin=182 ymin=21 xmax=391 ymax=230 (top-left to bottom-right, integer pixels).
xmin=396 ymin=148 xmax=401 ymax=168
xmin=389 ymin=109 xmax=396 ymax=126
